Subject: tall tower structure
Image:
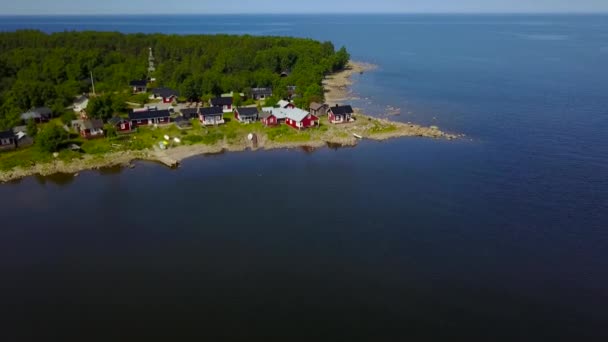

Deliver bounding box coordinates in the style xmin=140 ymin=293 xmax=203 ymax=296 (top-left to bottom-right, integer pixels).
xmin=148 ymin=47 xmax=156 ymax=76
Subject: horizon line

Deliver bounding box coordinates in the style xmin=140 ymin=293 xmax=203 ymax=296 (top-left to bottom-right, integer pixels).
xmin=2 ymin=11 xmax=608 ymax=16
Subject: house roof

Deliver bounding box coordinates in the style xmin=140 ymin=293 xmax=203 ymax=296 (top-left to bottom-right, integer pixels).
xmin=180 ymin=108 xmax=199 ymax=117
xmin=12 ymin=125 xmax=27 ymax=134
xmin=200 ymin=107 xmax=224 ymax=116
xmin=0 ymin=129 xmax=15 ymax=139
xmin=130 ymin=79 xmax=147 ymax=87
xmin=74 ymin=95 xmax=89 ymax=105
xmin=310 ymin=102 xmax=327 ymax=111
xmin=83 ymin=119 xmax=104 ymax=130
xmin=259 ymin=111 xmax=275 ymax=119
xmin=152 ymin=87 xmax=179 ymax=98
xmin=210 ymin=97 xmax=232 ymax=106
xmin=330 ymin=105 xmax=354 ymax=115
xmin=236 ymin=107 xmax=259 ymax=117
xmin=277 ymin=100 xmax=292 ymax=108
xmin=285 ymin=108 xmax=312 ymax=122
xmin=251 ymin=87 xmax=272 ymax=96
xmin=108 ymin=116 xmax=128 ymax=125
xmin=20 ymin=107 xmax=52 ymax=120
xmin=262 ymin=107 xmax=287 ymax=120
xmin=128 ymin=109 xmax=171 ymax=120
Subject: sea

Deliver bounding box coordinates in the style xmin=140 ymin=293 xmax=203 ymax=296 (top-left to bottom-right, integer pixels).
xmin=0 ymin=14 xmax=607 ymax=341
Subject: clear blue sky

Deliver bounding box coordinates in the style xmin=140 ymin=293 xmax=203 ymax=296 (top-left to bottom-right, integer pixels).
xmin=2 ymin=0 xmax=608 ymax=15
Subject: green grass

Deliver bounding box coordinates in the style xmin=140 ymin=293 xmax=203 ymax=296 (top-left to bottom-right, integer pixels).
xmin=267 ymin=125 xmax=311 ymax=142
xmin=0 ymin=147 xmax=52 ymax=171
xmin=367 ymin=122 xmax=397 ymax=134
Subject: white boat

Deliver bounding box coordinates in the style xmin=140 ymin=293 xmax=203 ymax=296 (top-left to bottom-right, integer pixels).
xmin=353 ymin=133 xmax=363 ymax=139
xmin=164 ymin=135 xmax=170 ymax=141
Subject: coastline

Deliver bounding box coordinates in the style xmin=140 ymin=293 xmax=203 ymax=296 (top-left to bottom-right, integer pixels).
xmin=0 ymin=61 xmax=459 ymax=183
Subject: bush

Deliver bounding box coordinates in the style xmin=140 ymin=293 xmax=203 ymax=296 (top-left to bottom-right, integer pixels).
xmin=36 ymin=124 xmax=68 ymax=152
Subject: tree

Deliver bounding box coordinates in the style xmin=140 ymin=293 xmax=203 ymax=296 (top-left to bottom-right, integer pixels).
xmin=232 ymin=92 xmax=243 ymax=107
xmin=36 ymin=124 xmax=67 ymax=152
xmin=26 ymin=119 xmax=38 ymax=138
xmin=104 ymin=123 xmax=117 ymax=139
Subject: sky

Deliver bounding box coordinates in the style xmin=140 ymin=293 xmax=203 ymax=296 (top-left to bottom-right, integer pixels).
xmin=1 ymin=0 xmax=608 ymax=15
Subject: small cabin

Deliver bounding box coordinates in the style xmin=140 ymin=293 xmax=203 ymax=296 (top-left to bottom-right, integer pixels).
xmin=151 ymin=87 xmax=179 ymax=103
xmin=130 ymin=79 xmax=148 ymax=94
xmin=260 ymin=111 xmax=278 ymax=127
xmin=128 ymin=108 xmax=171 ymax=127
xmin=180 ymin=108 xmax=200 ymax=120
xmin=251 ymin=87 xmax=273 ymax=100
xmin=80 ymin=119 xmax=104 ymax=139
xmin=0 ymin=130 xmax=17 ymax=151
xmin=210 ymin=97 xmax=233 ymax=113
xmin=277 ymin=100 xmax=295 ymax=109
xmin=108 ymin=117 xmax=134 ymax=133
xmin=199 ymin=107 xmax=225 ymax=126
xmin=234 ymin=107 xmax=259 ymax=123
xmin=309 ymin=102 xmax=329 ymax=117
xmin=328 ymin=105 xmax=355 ymax=124
xmin=20 ymin=107 xmax=52 ymax=123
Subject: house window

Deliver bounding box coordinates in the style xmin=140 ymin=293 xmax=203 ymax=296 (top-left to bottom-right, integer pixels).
xmin=120 ymin=124 xmax=125 ymax=129
xmin=1 ymin=138 xmax=9 ymax=145
xmin=138 ymin=120 xmax=142 ymax=124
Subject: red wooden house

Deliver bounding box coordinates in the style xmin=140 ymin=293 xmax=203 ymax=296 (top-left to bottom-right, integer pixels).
xmin=128 ymin=108 xmax=171 ymax=127
xmin=151 ymin=87 xmax=179 ymax=103
xmin=260 ymin=111 xmax=278 ymax=126
xmin=108 ymin=117 xmax=134 ymax=133
xmin=285 ymin=108 xmax=319 ymax=130
xmin=277 ymin=100 xmax=295 ymax=109
xmin=210 ymin=97 xmax=233 ymax=113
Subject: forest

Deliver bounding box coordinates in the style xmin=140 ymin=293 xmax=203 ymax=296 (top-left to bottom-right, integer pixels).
xmin=0 ymin=30 xmax=350 ymax=129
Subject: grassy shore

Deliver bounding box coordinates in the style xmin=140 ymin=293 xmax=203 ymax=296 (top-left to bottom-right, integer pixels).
xmin=0 ymin=61 xmax=461 ymax=182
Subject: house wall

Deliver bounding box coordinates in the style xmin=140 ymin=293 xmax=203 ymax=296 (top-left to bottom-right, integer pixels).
xmin=286 ymin=114 xmax=318 ymax=129
xmin=0 ymin=138 xmax=16 ymax=151
xmin=262 ymin=116 xmax=277 ymax=126
xmin=116 ymin=122 xmax=133 ymax=132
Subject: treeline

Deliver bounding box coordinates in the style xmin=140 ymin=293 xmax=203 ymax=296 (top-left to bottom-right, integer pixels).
xmin=0 ymin=30 xmax=350 ymax=129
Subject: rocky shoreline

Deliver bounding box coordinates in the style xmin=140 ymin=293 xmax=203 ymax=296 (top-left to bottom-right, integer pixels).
xmin=0 ymin=61 xmax=460 ymax=183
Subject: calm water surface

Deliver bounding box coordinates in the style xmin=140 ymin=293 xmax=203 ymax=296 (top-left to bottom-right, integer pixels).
xmin=1 ymin=15 xmax=607 ymax=341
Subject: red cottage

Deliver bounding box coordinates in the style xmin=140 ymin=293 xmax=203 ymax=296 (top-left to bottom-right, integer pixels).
xmin=151 ymin=87 xmax=179 ymax=103
xmin=260 ymin=111 xmax=278 ymax=127
xmin=210 ymin=97 xmax=233 ymax=113
xmin=328 ymin=105 xmax=355 ymax=124
xmin=108 ymin=117 xmax=134 ymax=133
xmin=284 ymin=108 xmax=319 ymax=130
xmin=128 ymin=108 xmax=171 ymax=127
xmin=278 ymin=100 xmax=295 ymax=109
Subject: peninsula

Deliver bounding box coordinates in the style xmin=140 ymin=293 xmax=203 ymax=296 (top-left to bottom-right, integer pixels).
xmin=0 ymin=31 xmax=457 ymax=182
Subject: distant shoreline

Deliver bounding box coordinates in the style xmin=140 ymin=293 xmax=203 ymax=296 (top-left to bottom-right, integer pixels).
xmin=0 ymin=61 xmax=459 ymax=183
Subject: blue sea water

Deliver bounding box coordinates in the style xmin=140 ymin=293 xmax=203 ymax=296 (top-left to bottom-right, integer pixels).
xmin=0 ymin=15 xmax=607 ymax=340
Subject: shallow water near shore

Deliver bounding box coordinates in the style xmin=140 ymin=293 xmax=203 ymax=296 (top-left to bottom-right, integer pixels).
xmin=1 ymin=14 xmax=608 ymax=340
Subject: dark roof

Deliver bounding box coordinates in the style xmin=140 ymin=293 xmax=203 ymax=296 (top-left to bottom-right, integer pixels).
xmin=200 ymin=107 xmax=224 ymax=116
xmin=0 ymin=129 xmax=15 ymax=139
xmin=259 ymin=111 xmax=275 ymax=119
xmin=310 ymin=102 xmax=327 ymax=111
xmin=130 ymin=79 xmax=147 ymax=87
xmin=236 ymin=107 xmax=259 ymax=117
xmin=251 ymin=87 xmax=273 ymax=96
xmin=174 ymin=116 xmax=192 ymax=126
xmin=33 ymin=107 xmax=52 ymax=116
xmin=108 ymin=116 xmax=128 ymax=125
xmin=330 ymin=105 xmax=354 ymax=115
xmin=181 ymin=108 xmax=199 ymax=118
xmin=128 ymin=109 xmax=171 ymax=120
xmin=210 ymin=97 xmax=232 ymax=106
xmin=83 ymin=119 xmax=104 ymax=130
xmin=152 ymin=87 xmax=179 ymax=98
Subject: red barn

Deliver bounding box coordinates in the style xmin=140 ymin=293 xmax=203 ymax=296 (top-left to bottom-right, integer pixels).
xmin=108 ymin=117 xmax=134 ymax=133
xmin=284 ymin=108 xmax=318 ymax=130
xmin=260 ymin=111 xmax=278 ymax=126
xmin=128 ymin=108 xmax=171 ymax=127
